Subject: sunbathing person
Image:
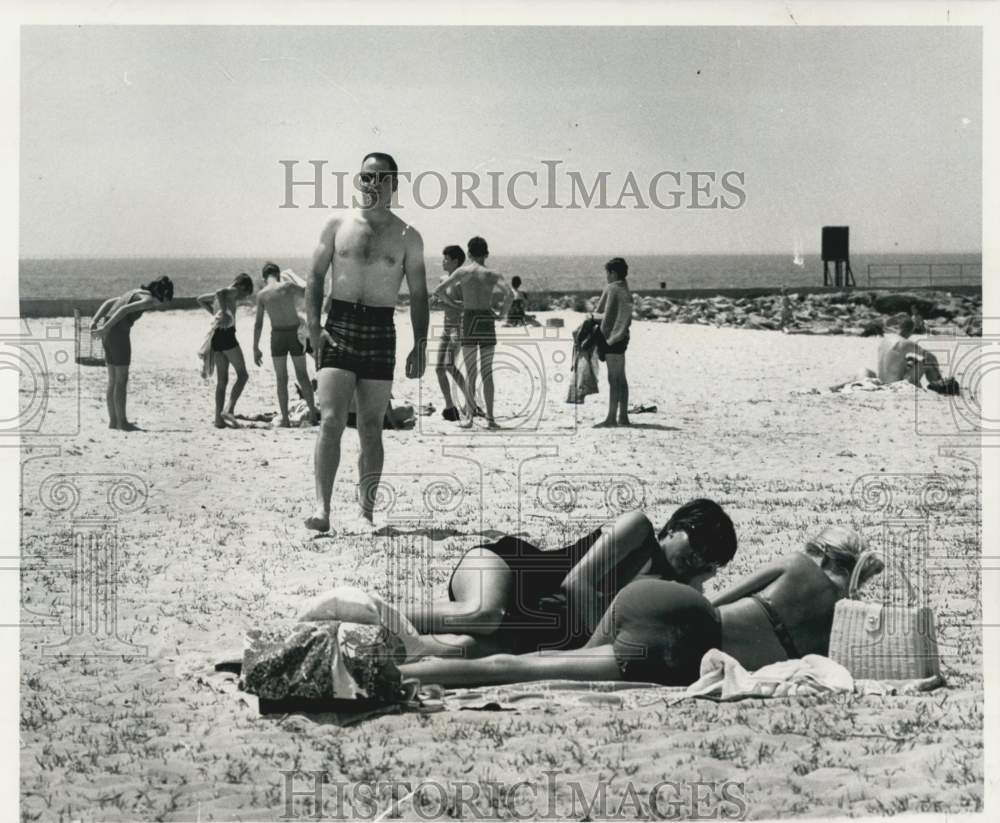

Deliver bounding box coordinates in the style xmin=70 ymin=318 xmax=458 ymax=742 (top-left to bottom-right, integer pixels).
xmin=402 ymin=499 xmax=738 ymax=658
xmin=399 ymin=525 xmax=883 ymax=687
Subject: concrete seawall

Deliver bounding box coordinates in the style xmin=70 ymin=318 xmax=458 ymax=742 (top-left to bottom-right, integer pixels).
xmin=18 ymin=285 xmax=983 ymax=319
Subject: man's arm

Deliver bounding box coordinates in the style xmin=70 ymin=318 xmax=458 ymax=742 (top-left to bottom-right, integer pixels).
xmin=431 ymin=268 xmax=463 ymax=301
xmin=252 ymin=298 xmax=266 ymax=364
xmin=196 ymin=292 xmax=217 ymax=315
xmin=403 ymin=229 xmax=429 ymax=375
xmin=306 ymin=219 xmax=338 ymax=343
xmin=493 ymin=275 xmax=515 ymax=318
xmin=281 ymin=269 xmax=308 ymax=294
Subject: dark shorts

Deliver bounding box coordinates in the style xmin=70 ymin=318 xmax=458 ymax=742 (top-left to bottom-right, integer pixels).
xmin=447 ymin=527 xmax=606 ymax=653
xmin=590 ymin=579 xmax=721 ymax=686
xmin=462 ymin=309 xmax=497 ymax=348
xmin=270 ymin=326 xmax=305 ymax=358
xmin=104 ymin=326 xmax=132 ymax=366
xmin=318 ymin=299 xmax=396 ymax=381
xmin=211 ymin=326 xmax=239 ymax=353
xmin=598 ymin=331 xmax=629 ymax=357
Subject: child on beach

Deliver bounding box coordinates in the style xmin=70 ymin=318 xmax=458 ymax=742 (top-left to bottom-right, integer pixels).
xmin=591 ymin=257 xmax=633 ymax=427
xmin=252 ymin=262 xmax=319 ymax=427
xmin=197 ymin=273 xmax=254 ymax=428
xmin=505 ymin=276 xmax=527 ymax=326
xmin=90 ymin=276 xmax=174 ymax=431
xmin=433 ymin=246 xmax=474 ymax=422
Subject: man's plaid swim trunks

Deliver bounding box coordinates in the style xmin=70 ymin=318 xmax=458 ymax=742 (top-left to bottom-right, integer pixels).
xmin=318 ymin=299 xmax=396 ymax=381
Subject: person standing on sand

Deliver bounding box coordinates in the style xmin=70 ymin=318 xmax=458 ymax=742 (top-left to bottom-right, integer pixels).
xmin=197 ymin=273 xmax=254 ymax=428
xmin=304 ymin=152 xmax=429 ymax=533
xmin=90 ymin=276 xmax=174 ymax=431
xmin=253 ymin=262 xmax=319 ymax=428
xmin=591 ymin=257 xmax=633 ymax=428
xmin=433 ymin=236 xmax=514 ymax=429
xmin=433 ymin=245 xmax=474 ymax=422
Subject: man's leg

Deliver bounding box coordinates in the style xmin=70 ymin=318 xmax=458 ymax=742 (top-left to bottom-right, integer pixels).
xmin=354 ymin=378 xmax=394 ymax=523
xmin=447 ymin=334 xmax=472 ymax=407
xmin=272 ymin=356 xmax=291 ymax=426
xmin=435 ymin=335 xmax=457 ymax=410
xmin=614 ymin=354 xmax=630 ymax=425
xmin=105 ymin=364 xmax=119 ymax=429
xmin=307 ymin=367 xmax=356 ymax=531
xmin=460 ymin=344 xmax=479 ymax=427
xmin=223 ymin=347 xmax=249 ymax=416
xmin=290 ymin=355 xmax=319 ymax=420
xmin=596 ymin=355 xmax=624 ymax=427
xmin=479 ymin=344 xmax=499 ymax=428
xmin=213 ymin=353 xmax=229 ymax=428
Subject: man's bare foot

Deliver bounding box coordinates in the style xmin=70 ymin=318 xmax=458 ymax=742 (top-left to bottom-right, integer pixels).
xmin=121 ymin=422 xmax=141 ymax=432
xmin=109 ymin=422 xmax=120 ymax=430
xmin=486 ymin=418 xmax=500 ymax=429
xmin=305 ymin=513 xmax=331 ymax=533
xmin=221 ymin=412 xmax=242 ymax=429
xmin=278 ymin=418 xmax=292 ymax=428
xmin=593 ymin=420 xmax=617 ymax=428
xmin=617 ymin=417 xmax=631 ymax=427
xmin=214 ymin=418 xmax=227 ymax=429
xmin=458 ymin=415 xmax=474 ymax=429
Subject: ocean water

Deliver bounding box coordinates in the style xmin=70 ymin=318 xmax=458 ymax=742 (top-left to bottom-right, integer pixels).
xmin=19 ymin=253 xmax=982 ymax=301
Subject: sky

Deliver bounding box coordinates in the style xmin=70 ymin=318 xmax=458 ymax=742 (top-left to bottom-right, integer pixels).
xmin=19 ymin=25 xmax=982 ymax=258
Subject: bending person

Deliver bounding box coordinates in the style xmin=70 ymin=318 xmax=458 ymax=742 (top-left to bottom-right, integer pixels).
xmin=402 ymin=499 xmax=738 ymax=658
xmin=91 ymin=276 xmax=174 ymax=430
xmin=400 ymin=525 xmax=883 ymax=687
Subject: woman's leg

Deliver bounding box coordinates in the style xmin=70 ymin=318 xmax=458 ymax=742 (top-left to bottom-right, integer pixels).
xmin=112 ymin=365 xmax=131 ymax=428
xmin=214 ymin=353 xmax=229 ymax=427
xmin=105 ymin=364 xmax=119 ymax=428
xmin=403 ymin=547 xmax=514 ymax=637
xmin=223 ymin=346 xmax=249 ymax=416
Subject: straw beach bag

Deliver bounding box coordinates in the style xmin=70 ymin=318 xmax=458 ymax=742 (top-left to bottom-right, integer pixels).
xmin=828 ymin=551 xmax=941 ymax=680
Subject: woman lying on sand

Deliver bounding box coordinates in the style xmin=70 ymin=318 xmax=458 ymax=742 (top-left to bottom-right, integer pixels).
xmin=91 ymin=276 xmax=174 ymax=431
xmin=399 ymin=525 xmax=883 ymax=687
xmin=401 ymin=499 xmax=739 ymax=658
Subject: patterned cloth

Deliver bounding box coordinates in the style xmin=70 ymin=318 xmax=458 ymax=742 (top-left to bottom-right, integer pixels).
xmin=241 ymin=620 xmax=407 ymax=704
xmin=318 ymin=300 xmax=397 ymax=381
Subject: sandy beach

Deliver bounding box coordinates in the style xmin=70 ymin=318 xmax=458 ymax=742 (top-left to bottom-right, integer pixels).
xmin=20 ymin=306 xmax=982 ymax=820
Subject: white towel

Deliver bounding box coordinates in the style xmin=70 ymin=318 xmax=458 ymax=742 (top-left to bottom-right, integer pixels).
xmin=686 ymin=650 xmax=854 ymax=701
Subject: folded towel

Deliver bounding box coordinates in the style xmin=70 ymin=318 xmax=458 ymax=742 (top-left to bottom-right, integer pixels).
xmin=686 ymin=650 xmax=854 ymax=701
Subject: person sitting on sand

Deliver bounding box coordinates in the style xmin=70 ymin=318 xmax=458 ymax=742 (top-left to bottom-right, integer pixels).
xmin=844 ymin=317 xmax=957 ymax=394
xmin=591 ymin=257 xmax=634 ymax=428
xmin=401 ymin=499 xmax=738 ymax=659
xmin=90 ymin=276 xmax=174 ymax=431
xmin=252 ymin=262 xmax=319 ymax=428
xmin=432 ymin=236 xmax=515 ymax=428
xmin=197 ymin=273 xmax=254 ymax=428
xmin=433 ymin=245 xmax=474 ymax=422
xmin=505 ymin=276 xmax=527 ymax=326
xmin=399 ymin=525 xmax=883 ymax=687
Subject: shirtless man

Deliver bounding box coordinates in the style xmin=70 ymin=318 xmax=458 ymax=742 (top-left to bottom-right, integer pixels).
xmin=197 ymin=273 xmax=254 ymax=428
xmin=434 ymin=245 xmax=473 ymax=421
xmin=305 ymin=152 xmax=429 ymax=532
xmin=433 ymin=236 xmax=514 ymax=428
xmin=252 ymin=262 xmax=318 ymax=427
xmin=874 ymin=318 xmax=944 ymax=386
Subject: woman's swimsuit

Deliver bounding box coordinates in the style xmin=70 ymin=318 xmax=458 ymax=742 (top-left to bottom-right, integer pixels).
xmin=103 ymin=292 xmax=146 ymax=366
xmin=750 ymin=592 xmax=801 ymax=659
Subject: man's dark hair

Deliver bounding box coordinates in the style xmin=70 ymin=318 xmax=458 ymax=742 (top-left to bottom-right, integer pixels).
xmin=658 ymin=498 xmax=737 ymax=568
xmin=233 ymin=272 xmax=254 ymax=295
xmin=468 ymin=236 xmax=489 ymax=258
xmin=605 ymin=257 xmax=629 ymax=279
xmin=362 ymin=152 xmax=399 ymax=190
xmin=899 ymin=317 xmax=916 ymax=337
xmin=443 ymin=245 xmax=466 ymax=266
xmin=262 ymin=262 xmax=280 ymax=281
xmin=511 ymin=276 xmax=522 ymax=289
xmin=144 ymin=276 xmax=174 ymax=303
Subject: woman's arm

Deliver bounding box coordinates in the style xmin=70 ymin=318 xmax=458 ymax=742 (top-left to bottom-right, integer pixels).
xmin=709 ymin=558 xmax=788 ymax=607
xmin=90 ymin=298 xmax=116 ymax=328
xmin=98 ymin=295 xmax=156 ymax=332
xmin=561 ymin=512 xmax=657 ymax=635
xmin=196 ymin=292 xmax=218 ymax=314
xmin=399 ymin=645 xmax=621 ymax=688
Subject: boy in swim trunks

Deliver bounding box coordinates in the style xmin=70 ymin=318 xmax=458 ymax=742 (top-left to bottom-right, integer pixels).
xmin=304 ymin=151 xmax=429 ymax=533
xmin=252 ymin=262 xmax=319 ymax=427
xmin=433 ymin=236 xmax=515 ymax=428
xmin=197 ymin=273 xmax=254 ymax=428
xmin=591 ymin=257 xmax=633 ymax=428
xmin=433 ymin=245 xmax=474 ymax=422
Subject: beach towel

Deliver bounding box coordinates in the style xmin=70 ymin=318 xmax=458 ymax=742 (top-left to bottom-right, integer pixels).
xmin=566 ymin=318 xmax=602 ymax=403
xmin=198 ymin=309 xmax=232 ymax=379
xmin=828 ymin=378 xmax=919 ymax=395
xmin=686 ymin=651 xmax=854 ymax=701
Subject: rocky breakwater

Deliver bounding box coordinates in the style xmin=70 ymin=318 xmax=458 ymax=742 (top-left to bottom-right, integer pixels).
xmin=551 ymin=290 xmax=983 ymax=337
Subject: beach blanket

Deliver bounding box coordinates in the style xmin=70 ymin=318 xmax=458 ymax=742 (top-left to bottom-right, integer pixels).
xmin=828 ymin=378 xmax=919 ymax=395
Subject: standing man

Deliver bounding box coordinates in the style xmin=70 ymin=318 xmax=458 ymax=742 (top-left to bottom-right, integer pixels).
xmin=434 ymin=245 xmax=473 ymax=422
xmin=592 ymin=257 xmax=633 ymax=428
xmin=253 ymin=262 xmax=319 ymax=428
xmin=433 ymin=236 xmax=514 ymax=429
xmin=305 ymin=152 xmax=429 ymax=532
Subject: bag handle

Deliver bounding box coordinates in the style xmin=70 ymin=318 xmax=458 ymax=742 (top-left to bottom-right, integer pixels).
xmin=847 ymin=550 xmax=884 ymax=599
